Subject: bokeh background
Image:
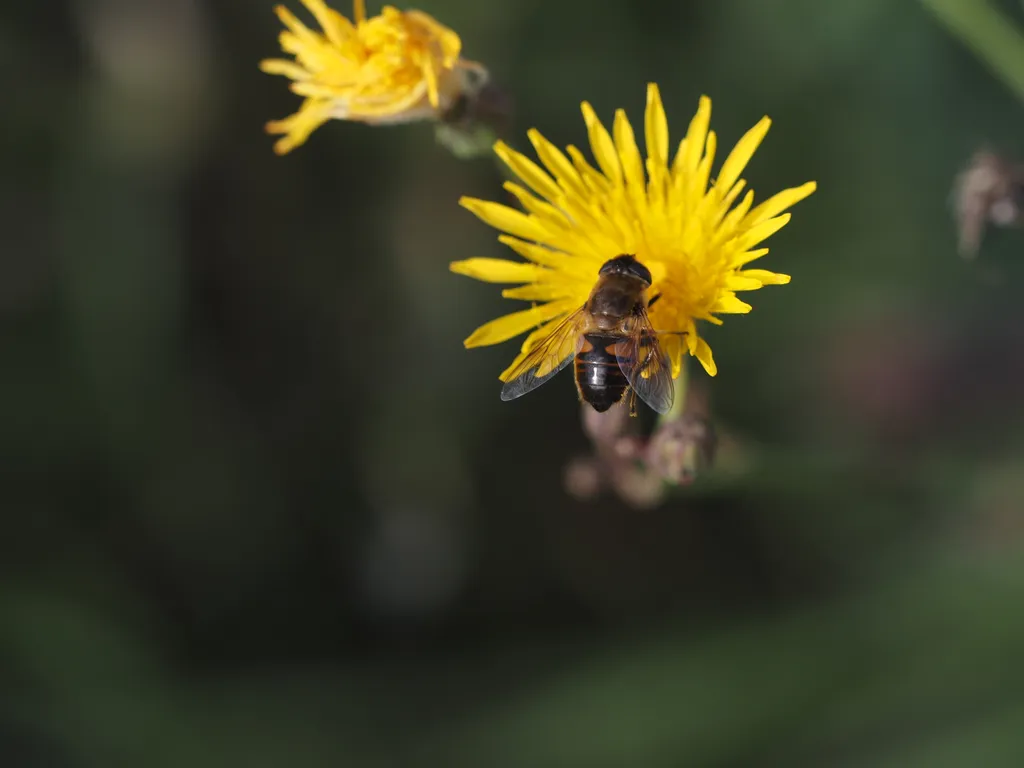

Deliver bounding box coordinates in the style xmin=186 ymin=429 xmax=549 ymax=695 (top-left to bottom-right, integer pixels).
xmin=6 ymin=0 xmax=1024 ymax=765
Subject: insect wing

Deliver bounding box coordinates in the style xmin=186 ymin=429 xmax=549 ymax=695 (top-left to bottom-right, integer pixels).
xmin=500 ymin=309 xmax=586 ymax=402
xmin=617 ymin=311 xmax=675 ymax=414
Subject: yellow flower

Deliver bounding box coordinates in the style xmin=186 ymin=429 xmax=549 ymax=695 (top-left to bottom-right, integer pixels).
xmin=451 ymin=84 xmax=816 ymax=379
xmin=260 ymin=0 xmax=486 ymax=154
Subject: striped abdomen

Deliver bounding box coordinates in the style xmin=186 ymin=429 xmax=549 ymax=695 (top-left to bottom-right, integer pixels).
xmin=574 ymin=332 xmax=630 ymax=412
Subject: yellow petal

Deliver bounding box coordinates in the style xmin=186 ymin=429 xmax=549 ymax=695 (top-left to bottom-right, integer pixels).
xmin=259 ymin=59 xmax=311 ymax=80
xmin=274 ymin=5 xmax=316 ymax=42
xmin=518 ymin=317 xmax=560 ymax=354
xmin=300 ymin=0 xmax=354 ymax=45
xmin=265 ymin=98 xmax=335 ymax=155
xmin=712 ymin=294 xmax=753 ymax=314
xmin=744 ymin=181 xmax=816 ymax=227
xmin=463 ymin=299 xmax=577 ymax=348
xmin=449 ymin=258 xmax=548 ymax=283
xmin=684 ymin=130 xmax=716 ymax=213
xmin=527 ymin=129 xmax=587 ymax=199
xmin=741 ymin=269 xmax=790 ymax=285
xmin=580 ymin=101 xmax=622 ymax=185
xmin=676 ymin=95 xmax=711 ymax=178
xmin=725 ymin=274 xmax=763 ymax=291
xmin=565 ymin=145 xmax=611 ymax=195
xmin=502 ymin=283 xmax=575 ymax=301
xmin=499 ymin=349 xmax=530 ymax=381
xmin=502 ymin=182 xmax=570 ymax=231
xmin=460 ymin=197 xmax=550 ymax=242
xmin=291 ymin=81 xmax=347 ymax=98
xmin=732 ymin=247 xmax=770 ymax=267
xmin=684 ymin=319 xmax=698 ymax=355
xmin=494 ymin=141 xmax=563 ymax=203
xmin=613 ymin=109 xmax=644 ymax=194
xmin=732 ymin=213 xmax=791 ymax=252
xmin=659 ymin=333 xmax=684 ymax=379
xmin=713 ymin=189 xmax=756 ymax=246
xmin=718 ymin=179 xmax=747 ymax=215
xmin=645 ymin=83 xmax=669 ymax=167
xmin=499 ymin=319 xmax=567 ymax=379
xmin=423 ymin=56 xmax=439 ymax=108
xmin=716 ymin=116 xmax=771 ymax=194
xmin=406 ymin=11 xmax=462 ymax=60
xmin=353 ymin=0 xmax=366 ymax=24
xmin=693 ymin=336 xmax=717 ymax=377
xmin=497 ymin=236 xmax=570 ymax=270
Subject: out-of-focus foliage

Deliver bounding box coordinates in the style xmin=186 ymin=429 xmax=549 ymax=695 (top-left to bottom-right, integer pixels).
xmin=4 ymin=0 xmax=1024 ymax=766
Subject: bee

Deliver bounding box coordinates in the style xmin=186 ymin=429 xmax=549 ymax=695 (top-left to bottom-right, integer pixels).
xmin=500 ymin=255 xmax=675 ymax=416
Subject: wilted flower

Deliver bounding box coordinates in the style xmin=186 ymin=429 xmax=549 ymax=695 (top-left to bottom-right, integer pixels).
xmin=451 ymin=84 xmax=815 ymax=380
xmin=260 ymin=0 xmax=487 ymax=154
xmin=953 ymin=149 xmax=1024 ymax=258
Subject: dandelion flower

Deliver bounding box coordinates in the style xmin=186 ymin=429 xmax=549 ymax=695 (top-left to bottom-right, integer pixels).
xmin=260 ymin=0 xmax=487 ymax=154
xmin=451 ymin=84 xmax=816 ymax=380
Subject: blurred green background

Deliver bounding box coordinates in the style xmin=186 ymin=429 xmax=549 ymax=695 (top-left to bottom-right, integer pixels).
xmin=6 ymin=0 xmax=1024 ymax=765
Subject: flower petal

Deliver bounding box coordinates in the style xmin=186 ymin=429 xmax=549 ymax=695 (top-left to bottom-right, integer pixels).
xmin=712 ymin=294 xmax=753 ymax=314
xmin=265 ymin=98 xmax=335 ymax=154
xmin=503 ymin=182 xmax=571 ymax=231
xmin=497 ymin=236 xmax=571 ymax=269
xmin=725 ymin=274 xmax=763 ymax=291
xmin=300 ymin=0 xmax=354 ymax=46
xmin=406 ymin=10 xmax=462 ymax=60
xmin=502 ymin=283 xmax=576 ymax=301
xmin=732 ymin=213 xmax=791 ymax=252
xmin=659 ymin=332 xmax=684 ymax=379
xmin=693 ymin=336 xmax=717 ymax=377
xmin=717 ymin=116 xmax=771 ymax=194
xmin=713 ymin=189 xmax=756 ymax=246
xmin=463 ymin=299 xmax=577 ymax=348
xmin=676 ymin=95 xmax=711 ymax=178
xmin=494 ymin=141 xmax=563 ymax=203
xmin=528 ymin=129 xmax=587 ymax=199
xmin=422 ymin=55 xmax=440 ymax=107
xmin=581 ymin=101 xmax=622 ymax=185
xmin=744 ymin=181 xmax=817 ymax=227
xmin=645 ymin=83 xmax=669 ymax=167
xmin=732 ymin=247 xmax=770 ymax=267
xmin=259 ymin=59 xmax=311 ymax=80
xmin=449 ymin=258 xmax=548 ymax=283
xmin=741 ymin=269 xmax=790 ymax=285
xmin=460 ymin=197 xmax=550 ymax=242
xmin=274 ymin=5 xmax=316 ymax=41
xmin=566 ymin=144 xmax=611 ymax=195
xmin=613 ymin=109 xmax=645 ymax=194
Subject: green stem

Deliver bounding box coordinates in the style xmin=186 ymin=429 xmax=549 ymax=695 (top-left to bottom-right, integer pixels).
xmin=921 ymin=0 xmax=1024 ymax=103
xmin=660 ymin=357 xmax=689 ymax=425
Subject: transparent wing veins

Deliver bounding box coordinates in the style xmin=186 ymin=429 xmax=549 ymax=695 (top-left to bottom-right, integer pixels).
xmin=618 ymin=309 xmax=675 ymax=415
xmin=499 ymin=309 xmax=586 ymax=402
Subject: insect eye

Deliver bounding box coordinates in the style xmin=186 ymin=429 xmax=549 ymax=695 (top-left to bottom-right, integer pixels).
xmin=599 ymin=254 xmax=639 ymax=277
xmin=627 ymin=261 xmax=652 ymax=284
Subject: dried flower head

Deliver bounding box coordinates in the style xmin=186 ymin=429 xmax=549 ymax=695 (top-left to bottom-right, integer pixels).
xmin=953 ymin=149 xmax=1024 ymax=258
xmin=260 ymin=0 xmax=486 ymax=154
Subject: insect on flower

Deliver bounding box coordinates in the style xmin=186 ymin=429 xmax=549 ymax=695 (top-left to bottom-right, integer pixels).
xmin=500 ymin=254 xmax=675 ymax=416
xmin=451 ymin=84 xmax=816 ymax=408
xmin=260 ymin=0 xmax=489 ymax=154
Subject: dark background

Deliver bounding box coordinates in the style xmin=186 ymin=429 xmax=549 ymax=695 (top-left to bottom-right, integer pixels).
xmin=6 ymin=0 xmax=1024 ymax=765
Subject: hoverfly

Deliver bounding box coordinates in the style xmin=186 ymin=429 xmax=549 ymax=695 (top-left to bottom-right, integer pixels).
xmin=500 ymin=255 xmax=675 ymax=416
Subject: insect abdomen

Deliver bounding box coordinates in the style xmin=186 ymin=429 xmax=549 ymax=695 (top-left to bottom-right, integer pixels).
xmin=575 ymin=333 xmax=629 ymax=412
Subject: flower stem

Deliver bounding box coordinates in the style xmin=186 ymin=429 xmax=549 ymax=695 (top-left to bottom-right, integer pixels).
xmin=661 ymin=357 xmax=689 ymax=424
xmin=921 ymin=0 xmax=1024 ymax=103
